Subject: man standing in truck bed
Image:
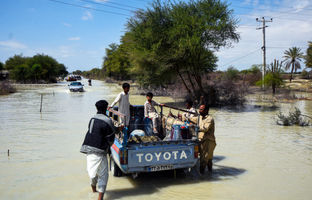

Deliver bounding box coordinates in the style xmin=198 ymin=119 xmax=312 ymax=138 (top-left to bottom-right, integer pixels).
xmin=189 ymin=104 xmax=216 ymax=174
xmin=110 ymin=83 xmax=131 ymax=126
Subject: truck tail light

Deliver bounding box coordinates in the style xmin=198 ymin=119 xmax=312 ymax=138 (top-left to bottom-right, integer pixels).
xmin=120 ymin=150 xmax=128 ymax=165
xmin=194 ymin=145 xmax=199 ymax=158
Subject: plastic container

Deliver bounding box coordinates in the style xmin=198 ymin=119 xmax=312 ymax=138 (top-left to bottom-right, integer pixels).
xmin=130 ymin=129 xmax=145 ymax=138
xmin=170 ymin=124 xmax=191 ymax=140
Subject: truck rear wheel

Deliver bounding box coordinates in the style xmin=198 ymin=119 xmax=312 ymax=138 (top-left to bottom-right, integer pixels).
xmin=110 ymin=155 xmax=123 ymax=177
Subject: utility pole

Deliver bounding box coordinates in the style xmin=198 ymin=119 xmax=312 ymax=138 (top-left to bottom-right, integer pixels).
xmin=256 ymin=17 xmax=273 ymax=89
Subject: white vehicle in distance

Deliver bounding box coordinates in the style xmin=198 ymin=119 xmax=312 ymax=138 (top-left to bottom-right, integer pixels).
xmin=68 ymin=81 xmax=84 ymax=92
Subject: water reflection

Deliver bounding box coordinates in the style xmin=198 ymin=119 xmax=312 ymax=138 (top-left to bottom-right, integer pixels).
xmin=106 ymin=160 xmax=246 ymax=200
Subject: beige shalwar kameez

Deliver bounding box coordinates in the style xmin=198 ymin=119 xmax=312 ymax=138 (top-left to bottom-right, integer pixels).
xmin=190 ymin=115 xmax=216 ymax=170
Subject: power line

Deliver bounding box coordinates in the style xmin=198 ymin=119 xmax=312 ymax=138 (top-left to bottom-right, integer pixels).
xmin=272 ymin=17 xmax=311 ymax=22
xmin=237 ymin=13 xmax=312 ymax=23
xmin=267 ymin=46 xmax=307 ymax=49
xmin=92 ymin=0 xmax=141 ymax=10
xmin=222 ymin=48 xmax=261 ymax=66
xmin=47 ymin=0 xmax=131 ymax=17
xmin=78 ymin=0 xmax=135 ymax=12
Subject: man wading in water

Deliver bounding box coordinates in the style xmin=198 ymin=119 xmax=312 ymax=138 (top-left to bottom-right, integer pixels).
xmin=189 ymin=104 xmax=216 ymax=174
xmin=80 ymin=100 xmax=121 ymax=200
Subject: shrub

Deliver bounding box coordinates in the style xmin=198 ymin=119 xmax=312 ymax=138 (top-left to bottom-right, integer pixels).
xmin=0 ymin=81 xmax=16 ymax=95
xmin=301 ymin=70 xmax=311 ymax=79
xmin=223 ymin=66 xmax=239 ymax=80
xmin=276 ymin=107 xmax=310 ymax=126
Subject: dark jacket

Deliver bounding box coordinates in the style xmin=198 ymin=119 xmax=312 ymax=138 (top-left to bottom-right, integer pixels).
xmin=80 ymin=113 xmax=117 ymax=155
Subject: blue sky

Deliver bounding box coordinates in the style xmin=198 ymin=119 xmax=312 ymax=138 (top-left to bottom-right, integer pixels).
xmin=0 ymin=0 xmax=311 ymax=72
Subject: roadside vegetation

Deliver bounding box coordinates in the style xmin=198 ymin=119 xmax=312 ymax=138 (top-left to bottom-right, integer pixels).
xmin=83 ymin=0 xmax=241 ymax=106
xmin=80 ymin=0 xmax=312 ymax=106
xmin=2 ymin=54 xmax=68 ymax=83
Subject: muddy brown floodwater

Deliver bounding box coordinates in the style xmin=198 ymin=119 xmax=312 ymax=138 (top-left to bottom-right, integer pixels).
xmin=0 ymin=79 xmax=311 ymax=200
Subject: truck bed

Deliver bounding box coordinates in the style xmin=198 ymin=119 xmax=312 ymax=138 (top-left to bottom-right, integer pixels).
xmin=108 ymin=105 xmax=199 ymax=175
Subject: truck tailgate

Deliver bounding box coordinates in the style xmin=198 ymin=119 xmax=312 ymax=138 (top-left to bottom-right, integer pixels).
xmin=127 ymin=143 xmax=196 ymax=168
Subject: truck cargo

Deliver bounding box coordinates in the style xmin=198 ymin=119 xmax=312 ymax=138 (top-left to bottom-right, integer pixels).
xmin=108 ymin=105 xmax=199 ymax=177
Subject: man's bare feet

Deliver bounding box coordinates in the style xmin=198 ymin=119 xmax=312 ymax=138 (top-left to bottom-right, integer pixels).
xmin=98 ymin=192 xmax=104 ymax=200
xmin=91 ymin=185 xmax=97 ymax=193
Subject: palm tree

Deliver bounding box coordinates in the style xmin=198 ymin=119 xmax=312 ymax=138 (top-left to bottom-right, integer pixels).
xmin=283 ymin=47 xmax=304 ymax=82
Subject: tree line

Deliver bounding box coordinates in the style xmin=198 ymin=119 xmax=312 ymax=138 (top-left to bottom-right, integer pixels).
xmin=83 ymin=0 xmax=240 ymax=105
xmin=80 ymin=0 xmax=312 ymax=104
xmin=1 ymin=54 xmax=68 ymax=83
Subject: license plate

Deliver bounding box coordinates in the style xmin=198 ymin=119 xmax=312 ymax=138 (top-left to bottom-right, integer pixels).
xmin=149 ymin=165 xmax=173 ymax=172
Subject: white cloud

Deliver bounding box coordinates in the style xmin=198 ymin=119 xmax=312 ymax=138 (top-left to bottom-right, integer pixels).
xmin=94 ymin=0 xmax=109 ymax=2
xmin=0 ymin=40 xmax=27 ymax=49
xmin=292 ymin=0 xmax=310 ymax=12
xmin=68 ymin=37 xmax=80 ymax=41
xmin=63 ymin=22 xmax=72 ymax=27
xmin=242 ymin=0 xmax=260 ymax=6
xmin=216 ymin=0 xmax=312 ymax=70
xmin=58 ymin=46 xmax=74 ymax=58
xmin=82 ymin=11 xmax=93 ymax=20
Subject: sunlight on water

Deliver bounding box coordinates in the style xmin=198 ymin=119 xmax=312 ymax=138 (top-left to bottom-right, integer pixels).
xmin=0 ymin=79 xmax=311 ymax=200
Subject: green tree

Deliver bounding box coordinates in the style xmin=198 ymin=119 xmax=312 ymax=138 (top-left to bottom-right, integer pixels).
xmin=11 ymin=64 xmax=31 ymax=83
xmin=247 ymin=65 xmax=261 ymax=74
xmin=31 ymin=64 xmax=42 ymax=83
xmin=126 ymin=0 xmax=239 ymax=96
xmin=56 ymin=64 xmax=68 ymax=78
xmin=28 ymin=54 xmax=68 ymax=82
xmin=0 ymin=61 xmax=4 ymax=71
xmin=305 ymin=41 xmax=312 ymax=69
xmin=28 ymin=54 xmax=58 ymax=81
xmin=72 ymin=70 xmax=82 ymax=75
xmin=283 ymin=47 xmax=304 ymax=82
xmin=257 ymin=59 xmax=284 ymax=94
xmin=5 ymin=54 xmax=67 ymax=83
xmin=240 ymin=65 xmax=262 ymax=85
xmin=82 ymin=68 xmax=105 ymax=80
xmin=224 ymin=66 xmax=239 ymax=80
xmin=103 ymin=43 xmax=131 ymax=80
xmin=5 ymin=55 xmax=30 ymax=71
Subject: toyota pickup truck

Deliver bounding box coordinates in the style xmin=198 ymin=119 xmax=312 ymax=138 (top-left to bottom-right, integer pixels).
xmin=108 ymin=105 xmax=199 ymax=177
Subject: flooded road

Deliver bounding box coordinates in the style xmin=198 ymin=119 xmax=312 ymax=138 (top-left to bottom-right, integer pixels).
xmin=0 ymin=80 xmax=311 ymax=200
